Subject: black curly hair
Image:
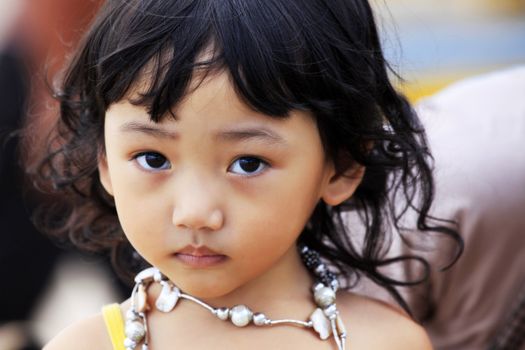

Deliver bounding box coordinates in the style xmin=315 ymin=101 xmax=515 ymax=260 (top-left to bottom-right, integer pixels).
xmin=35 ymin=0 xmax=461 ymax=315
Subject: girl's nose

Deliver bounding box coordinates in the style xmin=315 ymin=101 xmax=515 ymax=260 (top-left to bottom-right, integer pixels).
xmin=172 ymin=207 xmax=224 ymax=231
xmin=171 ymin=177 xmax=224 ymax=231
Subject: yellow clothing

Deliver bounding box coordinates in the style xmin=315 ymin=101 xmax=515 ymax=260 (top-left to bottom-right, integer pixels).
xmin=102 ymin=303 xmax=126 ymax=350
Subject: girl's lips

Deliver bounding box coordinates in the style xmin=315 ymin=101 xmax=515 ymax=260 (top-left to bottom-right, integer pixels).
xmin=174 ymin=253 xmax=228 ymax=268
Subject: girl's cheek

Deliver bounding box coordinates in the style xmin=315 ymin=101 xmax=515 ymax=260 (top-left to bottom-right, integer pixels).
xmin=111 ymin=157 xmax=167 ymax=192
xmin=226 ymin=169 xmax=279 ymax=198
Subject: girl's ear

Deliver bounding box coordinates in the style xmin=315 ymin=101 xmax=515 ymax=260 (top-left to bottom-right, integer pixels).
xmin=321 ymin=163 xmax=365 ymax=206
xmin=98 ymin=152 xmax=114 ymax=196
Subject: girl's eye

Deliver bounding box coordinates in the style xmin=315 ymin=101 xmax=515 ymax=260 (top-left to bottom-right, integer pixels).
xmin=134 ymin=152 xmax=171 ymax=171
xmin=228 ymin=156 xmax=268 ymax=176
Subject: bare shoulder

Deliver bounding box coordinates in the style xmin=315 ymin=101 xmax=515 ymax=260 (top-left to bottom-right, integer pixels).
xmin=336 ymin=292 xmax=432 ymax=350
xmin=43 ymin=305 xmax=121 ymax=350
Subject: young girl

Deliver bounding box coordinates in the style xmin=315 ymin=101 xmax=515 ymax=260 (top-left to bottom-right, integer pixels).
xmin=38 ymin=0 xmax=459 ymax=349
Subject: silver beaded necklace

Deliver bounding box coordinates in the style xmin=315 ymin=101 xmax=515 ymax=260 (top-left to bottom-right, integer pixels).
xmin=123 ymin=246 xmax=347 ymax=350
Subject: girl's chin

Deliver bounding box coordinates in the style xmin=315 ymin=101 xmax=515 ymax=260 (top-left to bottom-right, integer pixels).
xmin=167 ymin=276 xmax=240 ymax=301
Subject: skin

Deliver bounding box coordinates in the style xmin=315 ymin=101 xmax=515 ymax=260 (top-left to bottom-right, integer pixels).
xmin=44 ymin=71 xmax=432 ymax=349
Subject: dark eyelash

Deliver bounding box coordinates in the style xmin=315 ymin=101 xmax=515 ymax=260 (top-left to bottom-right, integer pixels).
xmin=233 ymin=155 xmax=270 ymax=164
xmin=131 ymin=151 xmax=163 ymax=159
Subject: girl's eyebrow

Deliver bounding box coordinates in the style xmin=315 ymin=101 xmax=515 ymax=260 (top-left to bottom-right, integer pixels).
xmin=119 ymin=122 xmax=178 ymax=139
xmin=119 ymin=122 xmax=287 ymax=146
xmin=215 ymin=127 xmax=288 ymax=146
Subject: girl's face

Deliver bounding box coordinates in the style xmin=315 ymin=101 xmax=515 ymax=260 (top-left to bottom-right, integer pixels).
xmin=99 ymin=72 xmax=347 ymax=298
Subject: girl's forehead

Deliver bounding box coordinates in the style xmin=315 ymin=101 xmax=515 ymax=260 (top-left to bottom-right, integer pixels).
xmin=175 ymin=71 xmax=248 ymax=113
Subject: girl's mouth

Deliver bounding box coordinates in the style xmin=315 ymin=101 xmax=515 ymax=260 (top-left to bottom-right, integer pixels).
xmin=174 ymin=245 xmax=228 ymax=268
xmin=174 ymin=253 xmax=228 ymax=268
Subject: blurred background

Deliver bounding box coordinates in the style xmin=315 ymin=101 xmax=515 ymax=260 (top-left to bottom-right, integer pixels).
xmin=0 ymin=1 xmax=524 ymax=349
xmin=372 ymin=0 xmax=525 ymax=100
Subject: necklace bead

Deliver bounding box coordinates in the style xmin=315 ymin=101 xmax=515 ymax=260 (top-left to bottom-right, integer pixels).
xmin=323 ymin=304 xmax=338 ymax=319
xmin=134 ymin=267 xmax=157 ymax=284
xmin=229 ymin=305 xmax=254 ymax=327
xmin=314 ymin=286 xmax=336 ymax=308
xmin=310 ymin=308 xmax=332 ymax=340
xmin=124 ymin=338 xmax=136 ymax=349
xmin=155 ymin=282 xmax=180 ymax=313
xmin=315 ymin=263 xmax=327 ymax=275
xmin=215 ymin=307 xmax=230 ymax=320
xmin=134 ymin=284 xmax=148 ymax=313
xmin=125 ymin=321 xmax=146 ymax=342
xmin=253 ymin=312 xmax=268 ymax=326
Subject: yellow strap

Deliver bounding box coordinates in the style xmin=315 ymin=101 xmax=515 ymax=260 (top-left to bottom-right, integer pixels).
xmin=102 ymin=303 xmax=126 ymax=350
